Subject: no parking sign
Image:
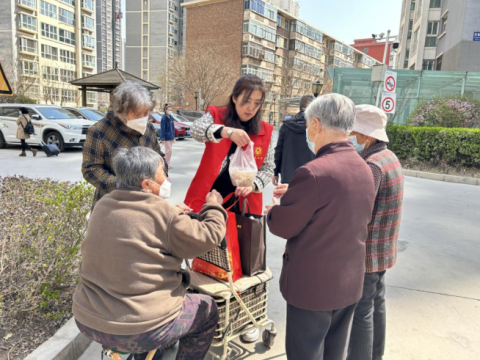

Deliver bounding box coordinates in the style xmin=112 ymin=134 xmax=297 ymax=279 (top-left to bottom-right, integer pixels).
xmin=381 ymin=93 xmax=396 ymax=114
xmin=383 ymin=70 xmax=397 ymax=93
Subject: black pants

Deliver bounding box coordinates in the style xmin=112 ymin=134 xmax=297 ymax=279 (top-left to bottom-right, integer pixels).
xmin=347 ymin=271 xmax=387 ymax=360
xmin=21 ymin=139 xmax=31 ymax=151
xmin=286 ymin=302 xmax=357 ymax=360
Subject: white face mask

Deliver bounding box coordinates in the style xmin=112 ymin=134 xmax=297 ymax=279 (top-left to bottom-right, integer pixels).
xmin=149 ymin=178 xmax=171 ymax=199
xmin=126 ymin=115 xmax=149 ymax=135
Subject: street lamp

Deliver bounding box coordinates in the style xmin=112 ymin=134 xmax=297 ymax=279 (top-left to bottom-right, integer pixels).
xmin=272 ymin=92 xmax=277 ymax=126
xmin=312 ymin=80 xmax=323 ymax=97
xmin=193 ymin=90 xmax=199 ymax=111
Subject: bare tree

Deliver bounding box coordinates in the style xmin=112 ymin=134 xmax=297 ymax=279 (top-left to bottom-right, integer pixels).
xmin=0 ymin=49 xmax=38 ymax=98
xmin=165 ymin=46 xmax=238 ymax=110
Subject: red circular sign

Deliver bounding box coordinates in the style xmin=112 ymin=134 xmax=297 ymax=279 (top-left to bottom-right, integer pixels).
xmin=382 ymin=97 xmax=395 ymax=113
xmin=385 ymin=76 xmax=396 ymax=92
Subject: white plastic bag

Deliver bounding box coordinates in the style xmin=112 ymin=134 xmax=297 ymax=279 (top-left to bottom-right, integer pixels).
xmin=229 ymin=142 xmax=258 ymax=187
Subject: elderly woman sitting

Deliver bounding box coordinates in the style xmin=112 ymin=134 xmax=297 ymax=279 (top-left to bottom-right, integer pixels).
xmin=73 ymin=146 xmax=227 ymax=360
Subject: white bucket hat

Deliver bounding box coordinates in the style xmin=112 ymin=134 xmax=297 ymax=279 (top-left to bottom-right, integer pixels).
xmin=352 ymin=104 xmax=389 ymax=143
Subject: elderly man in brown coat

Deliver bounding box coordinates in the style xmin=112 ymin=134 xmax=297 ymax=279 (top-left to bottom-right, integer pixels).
xmin=74 ymin=146 xmax=226 ymax=360
xmin=266 ymin=94 xmax=377 ymax=360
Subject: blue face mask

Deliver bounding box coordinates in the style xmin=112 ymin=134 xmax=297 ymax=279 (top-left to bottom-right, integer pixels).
xmin=348 ymin=135 xmax=366 ymax=153
xmin=306 ymin=127 xmax=317 ymax=154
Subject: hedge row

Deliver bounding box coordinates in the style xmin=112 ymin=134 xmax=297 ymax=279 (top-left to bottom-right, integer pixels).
xmin=387 ymin=125 xmax=480 ymax=168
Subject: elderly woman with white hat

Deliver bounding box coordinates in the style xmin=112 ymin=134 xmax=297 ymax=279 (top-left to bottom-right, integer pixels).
xmin=347 ymin=105 xmax=405 ymax=360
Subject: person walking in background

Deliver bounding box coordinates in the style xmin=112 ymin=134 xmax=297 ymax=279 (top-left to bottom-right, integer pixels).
xmin=16 ymin=107 xmax=37 ymax=157
xmin=266 ymin=94 xmax=376 ymax=360
xmin=273 ymin=95 xmax=314 ymax=185
xmin=82 ymin=81 xmax=165 ymax=209
xmin=161 ymin=104 xmax=176 ymax=170
xmin=347 ymin=105 xmax=405 ymax=360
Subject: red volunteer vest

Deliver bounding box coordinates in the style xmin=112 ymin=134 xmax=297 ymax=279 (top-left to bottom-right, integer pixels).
xmin=185 ymin=105 xmax=273 ymax=215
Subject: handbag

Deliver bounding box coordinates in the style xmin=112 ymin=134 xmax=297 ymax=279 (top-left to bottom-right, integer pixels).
xmin=235 ymin=199 xmax=267 ymax=276
xmin=190 ymin=195 xmax=243 ymax=282
xmin=21 ymin=115 xmax=35 ymax=135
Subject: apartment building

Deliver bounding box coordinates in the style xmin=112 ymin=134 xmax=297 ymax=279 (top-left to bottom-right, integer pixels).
xmin=397 ymin=0 xmax=480 ymax=71
xmin=183 ymin=0 xmax=379 ymax=119
xmin=267 ymin=0 xmax=299 ymax=17
xmin=125 ymin=0 xmax=184 ymax=85
xmin=0 ymin=0 xmax=97 ymax=106
xmin=96 ymin=0 xmax=122 ymax=72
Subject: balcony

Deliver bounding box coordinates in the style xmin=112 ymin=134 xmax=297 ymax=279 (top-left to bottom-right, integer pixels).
xmin=17 ymin=0 xmax=36 ymax=11
xmin=18 ymin=20 xmax=37 ymax=35
xmin=82 ymin=0 xmax=94 ymax=13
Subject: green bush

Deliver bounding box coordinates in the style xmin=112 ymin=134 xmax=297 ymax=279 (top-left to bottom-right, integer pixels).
xmin=388 ymin=125 xmax=480 ymax=167
xmin=0 ymin=176 xmax=94 ymax=324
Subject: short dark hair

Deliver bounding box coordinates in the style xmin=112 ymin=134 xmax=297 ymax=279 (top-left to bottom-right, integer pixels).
xmin=300 ymin=95 xmax=314 ymax=111
xmin=19 ymin=107 xmax=29 ymax=115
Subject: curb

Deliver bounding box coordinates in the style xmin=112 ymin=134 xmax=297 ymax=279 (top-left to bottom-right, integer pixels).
xmin=24 ymin=318 xmax=91 ymax=360
xmin=404 ymin=169 xmax=480 ymax=186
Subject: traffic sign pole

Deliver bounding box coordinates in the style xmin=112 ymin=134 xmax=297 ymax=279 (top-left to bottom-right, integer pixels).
xmin=375 ymin=30 xmax=391 ymax=108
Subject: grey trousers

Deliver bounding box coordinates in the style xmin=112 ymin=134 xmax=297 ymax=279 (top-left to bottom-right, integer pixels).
xmin=347 ymin=271 xmax=387 ymax=360
xmin=286 ymin=302 xmax=357 ymax=360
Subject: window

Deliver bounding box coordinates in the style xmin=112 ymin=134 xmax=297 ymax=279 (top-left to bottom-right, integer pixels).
xmin=143 ymin=24 xmax=148 ymax=34
xmin=429 ymin=0 xmax=441 ymax=8
xmin=59 ymin=8 xmax=75 ymax=25
xmin=277 ymin=14 xmax=282 ymax=27
xmin=284 ymin=20 xmax=289 ymax=31
xmin=412 ymin=29 xmax=419 ymax=53
xmin=241 ymin=64 xmax=273 ymax=82
xmin=44 ymin=87 xmax=60 ymax=102
xmin=41 ymin=23 xmax=57 ymax=40
xmin=41 ymin=1 xmax=57 ymax=19
xmin=143 ymin=71 xmax=148 ymax=80
xmin=60 ymin=29 xmax=76 ymax=45
xmin=59 ymin=0 xmax=75 ymax=6
xmin=436 ymin=55 xmax=442 ymax=70
xmin=83 ymin=35 xmax=94 ymax=48
xmin=441 ymin=14 xmax=448 ymax=34
xmin=143 ymin=12 xmax=148 ymax=22
xmin=19 ymin=14 xmax=37 ymax=32
xmin=244 ymin=20 xmax=276 ymax=42
xmin=425 ymin=21 xmax=439 ymax=47
xmin=21 ymin=61 xmax=39 ymax=76
xmin=61 ymin=89 xmax=78 ymax=103
xmin=291 ymin=20 xmax=323 ymax=42
xmin=407 ymin=20 xmax=413 ymax=40
xmin=422 ymin=60 xmax=436 ymax=70
xmin=19 ymin=0 xmax=36 ymax=8
xmin=82 ymin=16 xmax=94 ymax=30
xmin=43 ymin=66 xmax=59 ymax=81
xmin=411 ymin=0 xmax=416 ymax=10
xmin=82 ymin=0 xmax=94 ymax=11
xmin=25 ymin=86 xmax=40 ymax=99
xmin=143 ymin=36 xmax=148 ymax=46
xmin=87 ymin=92 xmax=96 ymax=104
xmin=83 ymin=54 xmax=95 ymax=67
xmin=404 ymin=50 xmax=410 ymax=68
xmin=60 ymin=49 xmax=76 ymax=64
xmin=143 ymin=59 xmax=148 ymax=69
xmin=60 ymin=69 xmax=76 ymax=82
xmin=143 ymin=48 xmax=148 ymax=57
xmin=143 ymin=0 xmax=148 ymax=9
xmin=41 ymin=44 xmax=58 ymax=60
xmin=19 ymin=38 xmax=38 ymax=53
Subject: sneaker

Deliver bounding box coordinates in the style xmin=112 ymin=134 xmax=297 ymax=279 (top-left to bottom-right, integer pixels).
xmin=32 ymin=149 xmax=38 ymax=157
xmin=241 ymin=328 xmax=260 ymax=343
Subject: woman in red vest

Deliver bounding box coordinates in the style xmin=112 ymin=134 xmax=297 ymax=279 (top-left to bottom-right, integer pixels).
xmin=185 ymin=75 xmax=274 ymax=216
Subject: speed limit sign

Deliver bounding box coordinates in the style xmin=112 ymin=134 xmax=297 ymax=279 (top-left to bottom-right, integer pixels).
xmin=381 ymin=92 xmax=396 ymax=114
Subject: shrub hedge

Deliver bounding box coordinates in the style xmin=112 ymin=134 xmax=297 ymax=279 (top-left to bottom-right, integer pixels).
xmin=387 ymin=125 xmax=480 ymax=167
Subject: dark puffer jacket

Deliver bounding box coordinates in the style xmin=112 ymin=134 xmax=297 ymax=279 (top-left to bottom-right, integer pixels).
xmin=274 ymin=111 xmax=314 ymax=184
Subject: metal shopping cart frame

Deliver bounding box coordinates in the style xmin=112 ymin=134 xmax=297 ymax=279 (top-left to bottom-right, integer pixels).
xmin=186 ymin=238 xmax=276 ymax=360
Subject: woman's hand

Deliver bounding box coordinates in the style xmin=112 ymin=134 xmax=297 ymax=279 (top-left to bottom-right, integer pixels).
xmin=235 ymin=186 xmax=253 ymax=198
xmin=221 ymin=127 xmax=250 ymax=148
xmin=273 ymin=184 xmax=289 ymax=199
xmin=264 ymin=198 xmax=279 ymax=215
xmin=176 ymin=205 xmax=193 ymax=214
xmin=206 ymin=190 xmax=223 ymax=205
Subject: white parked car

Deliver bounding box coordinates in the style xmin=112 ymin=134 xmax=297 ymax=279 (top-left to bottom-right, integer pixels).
xmin=0 ymin=104 xmax=93 ymax=151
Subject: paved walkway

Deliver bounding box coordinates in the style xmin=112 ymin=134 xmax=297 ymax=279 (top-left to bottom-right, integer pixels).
xmin=1 ymin=139 xmax=479 ymax=360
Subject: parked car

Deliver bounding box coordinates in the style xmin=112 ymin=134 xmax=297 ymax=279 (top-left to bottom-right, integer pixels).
xmin=64 ymin=107 xmax=106 ymax=121
xmin=0 ymin=104 xmax=93 ymax=151
xmin=177 ymin=110 xmax=204 ymax=121
xmin=171 ymin=113 xmax=193 ymax=127
xmin=149 ymin=113 xmax=191 ymax=140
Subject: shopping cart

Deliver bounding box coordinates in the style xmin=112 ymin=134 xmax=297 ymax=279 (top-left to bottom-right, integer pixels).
xmin=187 ymin=238 xmax=276 ymax=360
